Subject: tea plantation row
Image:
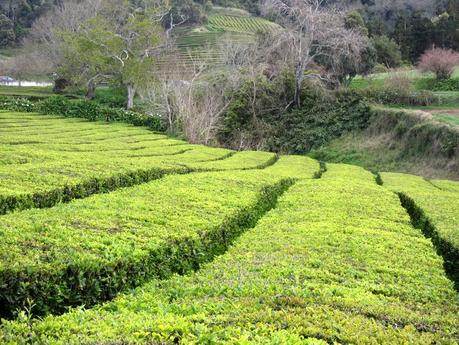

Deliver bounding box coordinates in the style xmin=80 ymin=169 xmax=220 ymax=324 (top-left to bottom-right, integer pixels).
xmin=1 ymin=164 xmax=458 ymax=344
xmin=1 ymin=111 xmax=459 ymax=343
xmin=0 ymin=112 xmax=276 ymax=214
xmin=381 ymin=173 xmax=459 ymax=286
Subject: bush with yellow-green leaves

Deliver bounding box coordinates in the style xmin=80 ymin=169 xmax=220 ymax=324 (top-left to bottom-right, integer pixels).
xmin=2 ymin=163 xmax=458 ymax=344
xmin=0 ymin=112 xmax=277 ymax=214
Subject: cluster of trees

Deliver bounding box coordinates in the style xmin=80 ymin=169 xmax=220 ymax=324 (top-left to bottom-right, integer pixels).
xmin=0 ymin=0 xmax=58 ymax=47
xmin=365 ymin=0 xmax=459 ymax=65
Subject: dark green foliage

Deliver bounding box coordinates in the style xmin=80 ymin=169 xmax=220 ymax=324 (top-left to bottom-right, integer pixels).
xmin=345 ymin=10 xmax=368 ymax=36
xmin=39 ymin=97 xmax=164 ymax=130
xmin=218 ymin=74 xmax=371 ymax=153
xmin=52 ymin=78 xmax=71 ymax=94
xmin=370 ymin=35 xmax=402 ymax=68
xmin=0 ymin=0 xmax=57 ymax=46
xmin=0 ymin=14 xmax=15 ymax=46
xmin=0 ymin=95 xmax=165 ymax=131
xmin=416 ymin=77 xmax=459 ymax=91
xmin=360 ymin=86 xmax=438 ymax=106
xmin=0 ymin=96 xmax=35 ymax=111
xmin=270 ymin=90 xmax=372 ymax=154
xmin=217 ymin=71 xmax=296 ymax=149
xmin=161 ymin=0 xmax=206 ymax=28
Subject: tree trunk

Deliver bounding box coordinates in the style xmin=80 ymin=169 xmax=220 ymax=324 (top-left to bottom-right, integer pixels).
xmin=294 ymin=64 xmax=303 ymax=108
xmin=127 ymin=83 xmax=135 ymax=109
xmin=86 ymin=79 xmax=96 ymax=100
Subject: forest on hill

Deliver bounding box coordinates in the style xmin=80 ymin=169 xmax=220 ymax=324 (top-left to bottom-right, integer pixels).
xmin=1 ymin=0 xmax=458 ymax=62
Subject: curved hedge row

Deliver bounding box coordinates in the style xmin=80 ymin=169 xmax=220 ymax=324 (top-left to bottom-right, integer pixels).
xmin=0 ymin=154 xmax=321 ymax=319
xmin=381 ymin=172 xmax=459 ymax=287
xmin=0 ymin=166 xmax=187 ymax=215
xmin=2 ymin=163 xmax=457 ymax=343
xmin=1 ymin=112 xmax=280 ymax=214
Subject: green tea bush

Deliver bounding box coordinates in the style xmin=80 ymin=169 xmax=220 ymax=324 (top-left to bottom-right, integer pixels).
xmin=2 ymin=163 xmax=458 ymax=343
xmin=0 ymin=95 xmax=164 ymax=131
xmin=0 ymin=156 xmax=318 ymax=318
xmin=2 ymin=112 xmax=271 ymax=214
xmin=381 ymin=172 xmax=459 ymax=284
xmin=36 ymin=96 xmax=165 ymax=131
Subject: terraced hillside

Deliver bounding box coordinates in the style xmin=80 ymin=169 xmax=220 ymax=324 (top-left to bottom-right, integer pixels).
xmin=1 ymin=111 xmax=459 ymax=343
xmin=171 ymin=14 xmax=278 ymax=67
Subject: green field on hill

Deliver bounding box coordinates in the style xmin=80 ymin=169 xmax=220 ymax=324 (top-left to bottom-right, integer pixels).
xmin=172 ymin=13 xmax=278 ymax=66
xmin=0 ymin=111 xmax=458 ymax=343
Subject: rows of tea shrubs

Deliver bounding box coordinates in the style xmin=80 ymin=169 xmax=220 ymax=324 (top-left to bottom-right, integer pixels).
xmin=381 ymin=172 xmax=459 ymax=284
xmin=0 ymin=156 xmax=318 ymax=318
xmin=0 ymin=95 xmax=164 ymax=131
xmin=1 ymin=112 xmax=281 ymax=214
xmin=2 ymin=163 xmax=458 ymax=343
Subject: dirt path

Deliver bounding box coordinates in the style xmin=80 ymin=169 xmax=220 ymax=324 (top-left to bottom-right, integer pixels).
xmin=428 ymin=109 xmax=459 ymax=117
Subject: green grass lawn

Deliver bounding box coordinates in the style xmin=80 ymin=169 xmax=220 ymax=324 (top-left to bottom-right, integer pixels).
xmin=0 ymin=85 xmax=55 ymax=98
xmin=350 ymin=67 xmax=459 ymax=92
xmin=433 ymin=114 xmax=459 ymax=126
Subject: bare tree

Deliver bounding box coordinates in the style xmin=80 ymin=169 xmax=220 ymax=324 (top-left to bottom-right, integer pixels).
xmin=262 ymin=0 xmax=366 ymax=107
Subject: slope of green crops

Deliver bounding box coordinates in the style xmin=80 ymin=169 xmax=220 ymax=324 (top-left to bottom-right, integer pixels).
xmin=430 ymin=179 xmax=459 ymax=193
xmin=381 ymin=172 xmax=459 ymax=283
xmin=0 ymin=156 xmax=319 ymax=318
xmin=170 ymin=14 xmax=278 ymax=68
xmin=206 ymin=15 xmax=278 ymax=34
xmin=2 ymin=163 xmax=458 ymax=344
xmin=0 ymin=112 xmax=279 ymax=214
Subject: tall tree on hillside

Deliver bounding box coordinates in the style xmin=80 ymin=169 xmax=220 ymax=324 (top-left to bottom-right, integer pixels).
xmin=0 ymin=14 xmax=15 ymax=46
xmin=262 ymin=0 xmax=366 ymax=107
xmin=61 ymin=0 xmax=168 ymax=108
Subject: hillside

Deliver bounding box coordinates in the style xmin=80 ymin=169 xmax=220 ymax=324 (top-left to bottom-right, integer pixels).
xmin=0 ymin=110 xmax=458 ymax=343
xmin=169 ymin=11 xmax=279 ymax=67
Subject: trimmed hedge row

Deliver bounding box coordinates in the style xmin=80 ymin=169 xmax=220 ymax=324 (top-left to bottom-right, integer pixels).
xmin=381 ymin=172 xmax=459 ymax=287
xmin=0 ymin=156 xmax=319 ymax=318
xmin=2 ymin=163 xmax=458 ymax=343
xmin=0 ymin=95 xmax=164 ymax=131
xmin=1 ymin=112 xmax=281 ymax=214
xmin=0 ymin=166 xmax=188 ymax=215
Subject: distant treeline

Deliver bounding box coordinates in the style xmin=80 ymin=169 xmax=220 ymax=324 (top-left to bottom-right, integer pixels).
xmin=0 ymin=0 xmax=59 ymax=47
xmin=1 ymin=0 xmax=458 ymax=64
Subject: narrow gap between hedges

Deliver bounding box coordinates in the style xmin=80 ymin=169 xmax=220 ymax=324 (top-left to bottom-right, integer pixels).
xmin=0 ymin=177 xmax=297 ymax=320
xmin=0 ymin=151 xmax=254 ymax=216
xmin=376 ymin=176 xmax=459 ymax=293
xmin=396 ymin=192 xmax=458 ymax=292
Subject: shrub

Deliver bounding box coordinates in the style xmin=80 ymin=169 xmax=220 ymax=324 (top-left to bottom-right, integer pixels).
xmin=415 ymin=77 xmax=459 ymax=91
xmin=370 ymin=35 xmax=402 ymax=68
xmin=0 ymin=95 xmax=166 ymax=131
xmin=269 ymin=89 xmax=372 ymax=154
xmin=0 ymin=97 xmax=35 ymax=112
xmin=359 ymin=73 xmax=438 ymax=106
xmin=418 ymin=48 xmax=459 ymax=80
